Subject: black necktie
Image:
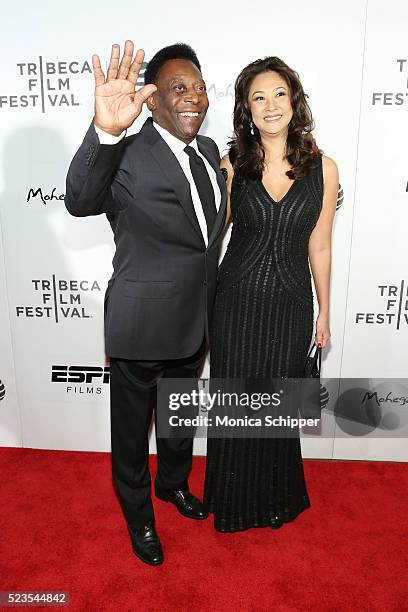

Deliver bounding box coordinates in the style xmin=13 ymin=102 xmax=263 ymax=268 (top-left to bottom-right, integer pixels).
xmin=184 ymin=145 xmax=217 ymax=239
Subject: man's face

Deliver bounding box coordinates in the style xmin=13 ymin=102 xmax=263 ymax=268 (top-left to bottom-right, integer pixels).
xmin=148 ymin=58 xmax=209 ymax=143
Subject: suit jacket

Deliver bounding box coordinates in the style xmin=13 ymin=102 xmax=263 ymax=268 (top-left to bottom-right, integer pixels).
xmin=65 ymin=118 xmax=227 ymax=360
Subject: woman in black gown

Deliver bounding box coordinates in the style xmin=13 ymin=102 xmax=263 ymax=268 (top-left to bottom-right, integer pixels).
xmin=204 ymin=57 xmax=339 ymax=532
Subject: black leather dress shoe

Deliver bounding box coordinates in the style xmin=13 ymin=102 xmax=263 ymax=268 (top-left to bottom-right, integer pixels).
xmin=155 ymin=489 xmax=208 ymax=520
xmin=127 ymin=521 xmax=164 ymax=566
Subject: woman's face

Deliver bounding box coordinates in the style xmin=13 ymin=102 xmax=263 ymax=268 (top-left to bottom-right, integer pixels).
xmin=248 ymin=70 xmax=293 ymax=138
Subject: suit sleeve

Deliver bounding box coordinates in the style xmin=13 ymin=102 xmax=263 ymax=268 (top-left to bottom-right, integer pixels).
xmin=64 ymin=123 xmax=134 ymax=217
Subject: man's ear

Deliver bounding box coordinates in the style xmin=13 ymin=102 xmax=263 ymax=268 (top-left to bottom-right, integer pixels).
xmin=146 ymin=92 xmax=157 ymax=112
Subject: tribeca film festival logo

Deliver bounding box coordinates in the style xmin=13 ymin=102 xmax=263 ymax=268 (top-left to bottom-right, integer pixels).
xmin=51 ymin=365 xmax=109 ymax=395
xmin=355 ymin=281 xmax=408 ymax=329
xmin=16 ymin=277 xmax=101 ymax=322
xmin=372 ymin=59 xmax=408 ymax=106
xmin=0 ymin=379 xmax=5 ymax=402
xmin=0 ymin=57 xmax=92 ymax=112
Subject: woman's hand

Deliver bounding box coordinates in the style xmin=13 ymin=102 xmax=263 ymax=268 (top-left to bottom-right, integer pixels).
xmin=315 ymin=313 xmax=330 ymax=348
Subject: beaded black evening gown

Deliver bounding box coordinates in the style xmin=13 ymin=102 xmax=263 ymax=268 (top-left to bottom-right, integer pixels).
xmin=204 ymin=154 xmax=323 ymax=532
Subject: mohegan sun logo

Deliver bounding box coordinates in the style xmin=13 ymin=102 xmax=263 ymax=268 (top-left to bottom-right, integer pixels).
xmin=26 ymin=187 xmax=65 ymax=205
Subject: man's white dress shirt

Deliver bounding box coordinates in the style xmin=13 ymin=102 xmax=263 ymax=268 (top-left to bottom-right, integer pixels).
xmin=95 ymin=122 xmax=221 ymax=246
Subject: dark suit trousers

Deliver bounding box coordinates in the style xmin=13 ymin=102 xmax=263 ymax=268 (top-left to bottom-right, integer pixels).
xmin=109 ymin=340 xmax=205 ymax=529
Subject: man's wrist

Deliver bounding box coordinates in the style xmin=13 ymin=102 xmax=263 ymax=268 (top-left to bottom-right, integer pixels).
xmin=94 ymin=123 xmax=126 ymax=144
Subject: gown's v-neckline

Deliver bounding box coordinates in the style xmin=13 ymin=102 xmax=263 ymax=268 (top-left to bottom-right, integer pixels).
xmin=259 ymin=178 xmax=297 ymax=204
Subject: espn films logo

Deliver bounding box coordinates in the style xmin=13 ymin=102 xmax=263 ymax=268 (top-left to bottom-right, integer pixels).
xmin=51 ymin=366 xmax=110 ymax=395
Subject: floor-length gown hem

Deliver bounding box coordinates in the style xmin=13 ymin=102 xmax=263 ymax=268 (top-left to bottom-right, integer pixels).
xmin=206 ymin=496 xmax=311 ymax=533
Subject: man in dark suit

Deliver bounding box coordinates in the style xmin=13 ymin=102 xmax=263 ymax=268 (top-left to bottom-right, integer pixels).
xmin=65 ymin=40 xmax=226 ymax=566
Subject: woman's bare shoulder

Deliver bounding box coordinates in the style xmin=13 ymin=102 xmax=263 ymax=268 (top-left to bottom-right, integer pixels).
xmin=322 ymin=155 xmax=338 ymax=176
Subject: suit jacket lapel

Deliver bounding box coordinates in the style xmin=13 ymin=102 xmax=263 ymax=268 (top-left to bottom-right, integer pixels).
xmin=141 ymin=119 xmax=204 ymax=244
xmin=197 ymin=139 xmax=227 ymax=249
xmin=141 ymin=119 xmax=227 ymax=249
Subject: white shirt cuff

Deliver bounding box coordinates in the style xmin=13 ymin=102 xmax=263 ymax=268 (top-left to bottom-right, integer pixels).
xmin=94 ymin=124 xmax=126 ymax=144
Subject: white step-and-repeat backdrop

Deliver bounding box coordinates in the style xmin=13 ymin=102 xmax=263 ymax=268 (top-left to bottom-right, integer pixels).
xmin=0 ymin=0 xmax=407 ymax=460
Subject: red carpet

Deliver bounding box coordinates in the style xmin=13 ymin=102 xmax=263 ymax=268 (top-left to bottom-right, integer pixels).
xmin=0 ymin=448 xmax=407 ymax=612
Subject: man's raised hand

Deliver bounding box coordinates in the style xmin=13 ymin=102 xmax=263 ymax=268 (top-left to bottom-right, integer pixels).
xmin=92 ymin=40 xmax=157 ymax=136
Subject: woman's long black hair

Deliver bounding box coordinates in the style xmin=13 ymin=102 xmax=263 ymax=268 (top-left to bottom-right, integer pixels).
xmin=229 ymin=57 xmax=320 ymax=181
